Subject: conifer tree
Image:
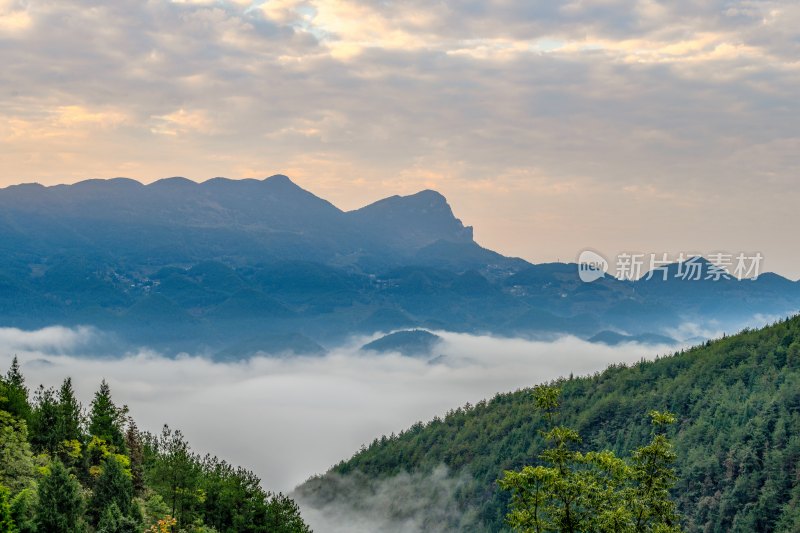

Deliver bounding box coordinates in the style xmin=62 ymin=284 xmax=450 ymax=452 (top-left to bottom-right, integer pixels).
xmin=88 ymin=380 xmax=127 ymax=451
xmin=1 ymin=356 xmax=31 ymax=422
xmin=125 ymin=421 xmax=145 ymax=496
xmin=58 ymin=378 xmax=83 ymax=443
xmin=29 ymin=386 xmax=60 ymax=453
xmin=36 ymin=459 xmax=85 ymax=532
xmin=89 ymin=457 xmax=134 ymax=527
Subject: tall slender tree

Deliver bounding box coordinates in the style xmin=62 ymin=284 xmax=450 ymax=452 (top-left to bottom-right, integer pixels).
xmin=29 ymin=386 xmax=60 ymax=453
xmin=1 ymin=356 xmax=31 ymax=422
xmin=58 ymin=378 xmax=83 ymax=443
xmin=125 ymin=420 xmax=145 ymax=496
xmin=88 ymin=380 xmax=127 ymax=452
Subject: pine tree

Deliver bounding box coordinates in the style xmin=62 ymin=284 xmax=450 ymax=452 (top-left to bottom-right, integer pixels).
xmin=88 ymin=457 xmax=134 ymax=527
xmin=29 ymin=386 xmax=60 ymax=453
xmin=1 ymin=357 xmax=31 ymax=422
xmin=5 ymin=357 xmax=24 ymax=391
xmin=58 ymin=378 xmax=83 ymax=443
xmin=88 ymin=380 xmax=127 ymax=452
xmin=36 ymin=459 xmax=85 ymax=532
xmin=265 ymin=493 xmax=313 ymax=533
xmin=125 ymin=421 xmax=145 ymax=496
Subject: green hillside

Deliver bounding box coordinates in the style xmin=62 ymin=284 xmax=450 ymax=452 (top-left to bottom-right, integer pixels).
xmin=299 ymin=315 xmax=800 ymax=532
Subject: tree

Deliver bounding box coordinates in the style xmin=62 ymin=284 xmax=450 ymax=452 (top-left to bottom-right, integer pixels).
xmin=125 ymin=420 xmax=145 ymax=496
xmin=500 ymin=385 xmax=683 ymax=533
xmin=9 ymin=489 xmax=37 ymax=533
xmin=29 ymin=386 xmax=61 ymax=453
xmin=265 ymin=493 xmax=313 ymax=533
xmin=88 ymin=457 xmax=134 ymax=526
xmin=36 ymin=459 xmax=85 ymax=532
xmin=1 ymin=357 xmax=31 ymax=422
xmin=88 ymin=380 xmax=127 ymax=452
xmin=97 ymin=503 xmax=139 ymax=533
xmin=58 ymin=378 xmax=83 ymax=443
xmin=147 ymin=426 xmax=201 ymax=529
xmin=0 ymin=484 xmax=17 ymax=533
xmin=0 ymin=410 xmax=35 ymax=494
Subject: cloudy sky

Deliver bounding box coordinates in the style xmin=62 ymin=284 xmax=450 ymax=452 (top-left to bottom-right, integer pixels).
xmin=1 ymin=0 xmax=798 ymax=276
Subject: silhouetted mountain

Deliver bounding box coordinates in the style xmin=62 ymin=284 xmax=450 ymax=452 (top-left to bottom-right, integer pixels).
xmin=587 ymin=330 xmax=678 ymax=346
xmin=361 ymin=330 xmax=443 ymax=356
xmin=0 ymin=176 xmax=501 ymax=270
xmin=1 ymin=177 xmax=799 ymax=357
xmin=348 ymin=190 xmax=472 ymax=250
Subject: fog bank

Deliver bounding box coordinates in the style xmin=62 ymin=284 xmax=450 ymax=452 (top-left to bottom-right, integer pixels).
xmin=0 ymin=327 xmax=679 ymax=492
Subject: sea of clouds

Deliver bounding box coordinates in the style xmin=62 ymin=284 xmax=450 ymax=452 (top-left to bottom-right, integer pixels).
xmin=0 ymin=325 xmax=686 ymax=495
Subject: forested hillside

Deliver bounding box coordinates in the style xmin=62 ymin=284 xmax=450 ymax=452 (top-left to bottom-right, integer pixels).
xmin=0 ymin=361 xmax=311 ymax=532
xmin=299 ymin=315 xmax=800 ymax=532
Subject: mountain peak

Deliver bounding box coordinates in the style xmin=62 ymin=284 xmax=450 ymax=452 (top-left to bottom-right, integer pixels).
xmin=149 ymin=176 xmax=195 ymax=188
xmin=407 ymin=189 xmax=447 ymax=203
xmin=348 ymin=189 xmax=473 ymax=251
xmin=264 ymin=174 xmax=298 ymax=187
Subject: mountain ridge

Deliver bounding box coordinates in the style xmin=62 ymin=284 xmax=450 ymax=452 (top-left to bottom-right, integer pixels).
xmin=297 ymin=314 xmax=800 ymax=532
xmin=1 ymin=176 xmax=799 ymax=356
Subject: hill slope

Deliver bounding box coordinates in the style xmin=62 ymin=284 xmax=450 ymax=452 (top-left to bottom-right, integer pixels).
xmin=298 ymin=315 xmax=800 ymax=532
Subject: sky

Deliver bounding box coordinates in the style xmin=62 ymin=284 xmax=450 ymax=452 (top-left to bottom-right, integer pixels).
xmin=1 ymin=0 xmax=799 ymax=277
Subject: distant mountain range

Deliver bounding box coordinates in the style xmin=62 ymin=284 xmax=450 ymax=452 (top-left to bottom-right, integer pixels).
xmin=1 ymin=175 xmax=798 ymax=356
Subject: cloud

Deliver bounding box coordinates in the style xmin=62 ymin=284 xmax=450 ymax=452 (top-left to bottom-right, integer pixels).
xmin=1 ymin=0 xmax=799 ymax=276
xmin=0 ymin=326 xmax=683 ymax=494
xmin=0 ymin=325 xmax=97 ymax=354
xmin=294 ymin=465 xmax=476 ymax=533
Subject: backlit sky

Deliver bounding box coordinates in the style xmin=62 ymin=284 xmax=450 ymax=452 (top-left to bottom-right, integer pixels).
xmin=1 ymin=0 xmax=799 ymax=277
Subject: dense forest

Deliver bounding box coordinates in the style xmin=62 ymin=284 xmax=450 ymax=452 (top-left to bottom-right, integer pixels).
xmin=0 ymin=361 xmax=312 ymax=532
xmin=300 ymin=314 xmax=800 ymax=532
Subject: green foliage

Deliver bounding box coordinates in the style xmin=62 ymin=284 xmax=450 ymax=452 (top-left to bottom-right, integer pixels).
xmin=29 ymin=385 xmax=61 ymax=453
xmin=88 ymin=380 xmax=128 ymax=452
xmin=328 ymin=315 xmax=800 ymax=532
xmin=36 ymin=459 xmax=85 ymax=532
xmin=124 ymin=421 xmax=145 ymax=496
xmin=143 ymin=427 xmax=312 ymax=532
xmin=1 ymin=365 xmax=313 ymax=532
xmin=0 ymin=484 xmax=17 ymax=533
xmin=9 ymin=489 xmax=37 ymax=533
xmin=58 ymin=378 xmax=83 ymax=444
xmin=97 ymin=503 xmax=139 ymax=533
xmin=264 ymin=493 xmax=313 ymax=533
xmin=499 ymin=389 xmax=681 ymax=533
xmin=88 ymin=457 xmax=134 ymax=527
xmin=0 ymin=411 xmax=35 ymax=494
xmin=0 ymin=357 xmax=31 ymax=423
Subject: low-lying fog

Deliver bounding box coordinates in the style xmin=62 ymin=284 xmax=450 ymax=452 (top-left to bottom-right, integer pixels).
xmin=0 ymin=325 xmax=708 ymax=493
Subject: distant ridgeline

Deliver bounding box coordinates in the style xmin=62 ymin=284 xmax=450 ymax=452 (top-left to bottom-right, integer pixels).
xmin=0 ymin=176 xmax=799 ymax=357
xmin=298 ymin=315 xmax=800 ymax=532
xmin=0 ymin=360 xmax=312 ymax=532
